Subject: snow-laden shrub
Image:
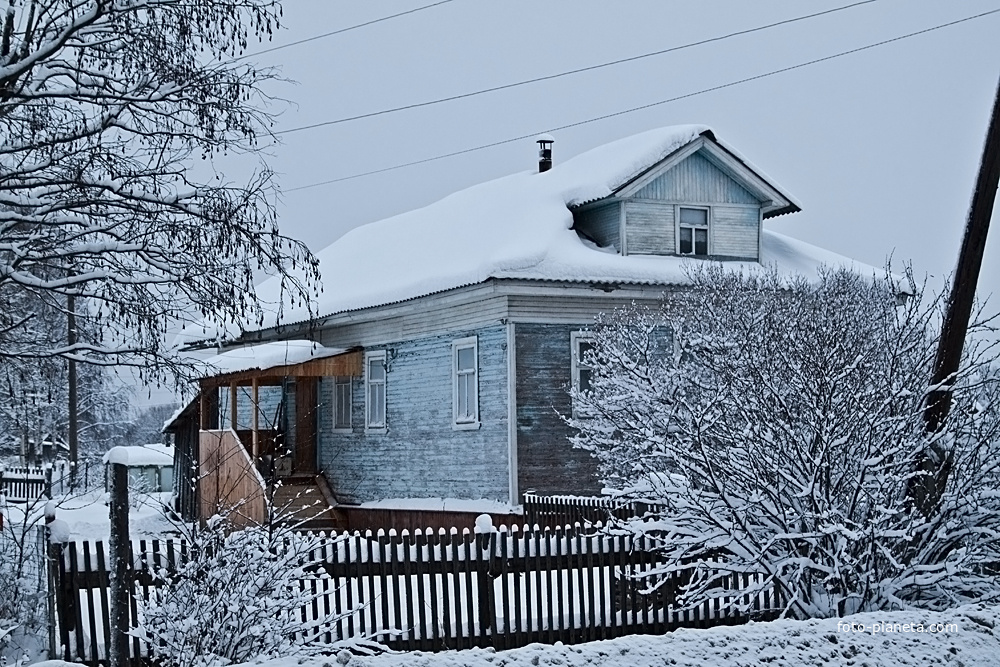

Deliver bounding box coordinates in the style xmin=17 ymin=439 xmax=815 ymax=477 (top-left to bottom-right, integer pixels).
xmin=0 ymin=502 xmax=49 ymax=665
xmin=571 ymin=266 xmax=1000 ymax=618
xmin=134 ymin=518 xmax=355 ymax=667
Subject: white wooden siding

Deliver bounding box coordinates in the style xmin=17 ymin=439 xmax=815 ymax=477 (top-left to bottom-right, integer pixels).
xmin=573 ymin=201 xmax=621 ymax=249
xmin=315 ymin=294 xmax=509 ymax=349
xmin=623 ymin=201 xmax=675 ymax=255
xmin=633 ymin=150 xmax=760 ymax=204
xmin=711 ymin=205 xmax=759 ymax=259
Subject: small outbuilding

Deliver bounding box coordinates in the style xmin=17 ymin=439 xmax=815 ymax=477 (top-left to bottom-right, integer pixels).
xmin=102 ymin=444 xmax=175 ymax=493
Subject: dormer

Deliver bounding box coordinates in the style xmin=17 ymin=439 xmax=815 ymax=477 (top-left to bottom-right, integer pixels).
xmin=571 ymin=131 xmax=799 ymax=261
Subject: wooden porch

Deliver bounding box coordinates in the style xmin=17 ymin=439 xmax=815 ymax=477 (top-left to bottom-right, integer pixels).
xmin=169 ymin=346 xmax=363 ymax=529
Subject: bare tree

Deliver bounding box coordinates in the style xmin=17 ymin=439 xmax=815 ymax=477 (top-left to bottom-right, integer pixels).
xmin=0 ymin=297 xmax=131 ymax=461
xmin=0 ymin=0 xmax=319 ymax=385
xmin=572 ymin=266 xmax=1000 ymax=618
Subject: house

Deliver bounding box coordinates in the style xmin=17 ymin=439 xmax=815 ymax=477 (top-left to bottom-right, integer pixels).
xmin=166 ymin=125 xmax=874 ymax=529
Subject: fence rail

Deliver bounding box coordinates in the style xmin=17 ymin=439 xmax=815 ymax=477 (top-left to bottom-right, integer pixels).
xmin=522 ymin=493 xmax=663 ymax=528
xmin=51 ymin=524 xmax=778 ymax=664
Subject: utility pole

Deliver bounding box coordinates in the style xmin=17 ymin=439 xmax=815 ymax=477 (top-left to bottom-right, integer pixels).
xmin=67 ymin=293 xmax=78 ymax=489
xmin=910 ymin=72 xmax=1000 ymax=519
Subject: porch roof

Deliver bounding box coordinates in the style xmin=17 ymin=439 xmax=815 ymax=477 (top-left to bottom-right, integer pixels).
xmin=197 ymin=341 xmax=362 ymax=389
xmin=162 ymin=342 xmax=363 ymax=432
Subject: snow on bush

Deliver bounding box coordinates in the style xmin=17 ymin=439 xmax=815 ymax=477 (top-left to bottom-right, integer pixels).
xmin=571 ymin=265 xmax=1000 ymax=618
xmin=0 ymin=499 xmax=50 ymax=665
xmin=133 ymin=516 xmax=359 ymax=667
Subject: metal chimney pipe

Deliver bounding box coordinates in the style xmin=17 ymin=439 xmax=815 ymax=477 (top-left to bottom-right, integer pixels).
xmin=536 ymin=134 xmax=554 ymax=172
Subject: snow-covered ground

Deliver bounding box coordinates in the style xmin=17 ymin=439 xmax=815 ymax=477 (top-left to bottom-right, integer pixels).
xmin=239 ymin=604 xmax=996 ymax=667
xmin=2 ymin=490 xmax=176 ymax=542
xmin=29 ymin=605 xmax=997 ymax=665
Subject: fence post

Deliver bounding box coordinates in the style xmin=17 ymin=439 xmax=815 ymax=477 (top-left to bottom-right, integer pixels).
xmin=108 ymin=460 xmax=130 ymax=667
xmin=45 ymin=506 xmax=69 ymax=660
xmin=474 ymin=515 xmax=496 ymax=644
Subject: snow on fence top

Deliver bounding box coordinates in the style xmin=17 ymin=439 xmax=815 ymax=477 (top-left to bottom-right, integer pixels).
xmin=186 ymin=125 xmax=880 ymax=340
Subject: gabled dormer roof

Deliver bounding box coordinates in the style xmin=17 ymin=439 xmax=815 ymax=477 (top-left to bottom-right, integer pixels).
xmin=186 ymin=125 xmax=873 ymax=340
xmin=597 ymin=131 xmax=800 ymax=218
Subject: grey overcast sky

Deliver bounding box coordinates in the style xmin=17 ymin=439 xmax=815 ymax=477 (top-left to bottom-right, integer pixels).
xmin=258 ymin=0 xmax=1000 ymax=319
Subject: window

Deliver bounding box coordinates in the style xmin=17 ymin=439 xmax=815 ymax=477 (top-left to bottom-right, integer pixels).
xmin=365 ymin=351 xmax=386 ymax=431
xmin=571 ymin=331 xmax=595 ymax=418
xmin=333 ymin=376 xmax=352 ymax=431
xmin=678 ymin=206 xmax=709 ymax=256
xmin=452 ymin=336 xmax=479 ymax=428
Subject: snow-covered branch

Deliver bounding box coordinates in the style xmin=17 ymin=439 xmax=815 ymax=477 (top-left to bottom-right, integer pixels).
xmin=0 ymin=0 xmax=319 ymax=384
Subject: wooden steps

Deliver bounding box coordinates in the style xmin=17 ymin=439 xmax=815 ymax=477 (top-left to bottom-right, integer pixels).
xmin=268 ymin=475 xmax=346 ymax=531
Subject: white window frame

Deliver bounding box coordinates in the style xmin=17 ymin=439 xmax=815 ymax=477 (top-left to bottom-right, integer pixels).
xmin=332 ymin=376 xmax=352 ymax=433
xmin=452 ymin=336 xmax=480 ymax=429
xmin=571 ymin=331 xmax=595 ymax=419
xmin=365 ymin=351 xmax=387 ymax=433
xmin=676 ymin=205 xmax=711 ymax=257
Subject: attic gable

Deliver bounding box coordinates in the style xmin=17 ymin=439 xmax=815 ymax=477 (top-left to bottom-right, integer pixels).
xmin=630 ymin=150 xmax=760 ymax=204
xmin=611 ymin=135 xmax=798 ymax=218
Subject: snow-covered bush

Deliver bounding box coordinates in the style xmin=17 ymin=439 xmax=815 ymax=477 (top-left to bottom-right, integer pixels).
xmin=571 ymin=266 xmax=1000 ymax=618
xmin=0 ymin=499 xmax=50 ymax=664
xmin=134 ymin=517 xmax=356 ymax=667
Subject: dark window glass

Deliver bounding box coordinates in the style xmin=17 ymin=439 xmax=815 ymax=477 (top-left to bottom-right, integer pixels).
xmin=578 ymin=340 xmax=594 ymax=392
xmin=334 ymin=377 xmax=351 ymax=429
xmin=679 ymin=227 xmax=692 ymax=254
xmin=694 ymin=228 xmax=708 ymax=255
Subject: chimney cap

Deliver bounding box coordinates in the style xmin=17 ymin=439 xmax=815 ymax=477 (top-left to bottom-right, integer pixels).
xmin=535 ymin=133 xmax=555 ymax=144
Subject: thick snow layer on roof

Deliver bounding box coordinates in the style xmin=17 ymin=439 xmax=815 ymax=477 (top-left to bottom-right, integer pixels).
xmin=202 ymin=125 xmax=869 ymax=337
xmin=198 ymin=340 xmax=346 ymax=376
xmin=102 ymin=444 xmax=174 ymax=467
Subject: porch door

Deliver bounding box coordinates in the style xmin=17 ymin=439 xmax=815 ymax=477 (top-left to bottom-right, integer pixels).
xmin=294 ymin=377 xmax=318 ymax=474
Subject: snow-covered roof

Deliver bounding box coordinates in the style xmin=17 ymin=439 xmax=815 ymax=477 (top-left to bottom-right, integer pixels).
xmin=200 ymin=125 xmax=875 ymax=337
xmin=161 ymin=341 xmax=349 ymax=432
xmin=103 ymin=444 xmax=174 ymax=467
xmin=196 ymin=340 xmax=347 ymax=377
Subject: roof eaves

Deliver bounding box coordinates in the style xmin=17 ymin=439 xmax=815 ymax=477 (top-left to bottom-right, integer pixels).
xmin=763 ymin=203 xmax=802 ymax=219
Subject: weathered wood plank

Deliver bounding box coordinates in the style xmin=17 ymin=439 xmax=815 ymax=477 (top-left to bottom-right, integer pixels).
xmin=515 ymin=324 xmax=601 ymax=497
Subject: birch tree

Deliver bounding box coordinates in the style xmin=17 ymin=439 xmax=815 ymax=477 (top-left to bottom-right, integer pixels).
xmin=571 ymin=266 xmax=1000 ymax=617
xmin=0 ymin=0 xmax=319 ymax=384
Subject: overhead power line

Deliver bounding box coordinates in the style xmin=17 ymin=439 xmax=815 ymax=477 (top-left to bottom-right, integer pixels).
xmin=276 ymin=0 xmax=877 ymax=136
xmin=234 ymin=0 xmax=456 ymax=62
xmin=284 ymin=7 xmax=1000 ymax=194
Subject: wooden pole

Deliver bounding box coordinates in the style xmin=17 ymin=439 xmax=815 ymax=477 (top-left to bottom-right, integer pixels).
xmin=251 ymin=378 xmax=259 ymax=460
xmin=67 ymin=294 xmax=78 ymax=489
xmin=911 ymin=72 xmax=1000 ymax=517
xmin=199 ymin=390 xmax=207 ymax=431
xmin=229 ymin=381 xmax=238 ymax=432
xmin=925 ymin=72 xmax=1000 ymax=432
xmin=108 ymin=461 xmax=130 ymax=667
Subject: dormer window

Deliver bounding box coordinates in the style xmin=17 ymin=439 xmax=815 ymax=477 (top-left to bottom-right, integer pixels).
xmin=678 ymin=207 xmax=709 ymax=256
